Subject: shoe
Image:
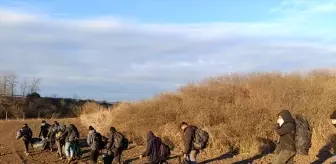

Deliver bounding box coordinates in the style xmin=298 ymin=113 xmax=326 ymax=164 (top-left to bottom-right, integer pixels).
xmin=67 ymin=157 xmax=73 ymax=163
xmin=24 ymin=152 xmax=30 ymax=156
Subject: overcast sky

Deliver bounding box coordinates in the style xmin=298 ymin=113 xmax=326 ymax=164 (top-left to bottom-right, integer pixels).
xmin=1 ymin=0 xmax=336 ymax=101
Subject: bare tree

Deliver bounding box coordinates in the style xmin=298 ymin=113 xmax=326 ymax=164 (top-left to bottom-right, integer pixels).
xmin=28 ymin=77 xmax=41 ymax=94
xmin=1 ymin=75 xmax=8 ymax=96
xmin=20 ymin=80 xmax=28 ymax=97
xmin=7 ymin=74 xmax=17 ymax=96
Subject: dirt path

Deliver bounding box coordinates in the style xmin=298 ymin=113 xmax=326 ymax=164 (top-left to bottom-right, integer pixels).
xmin=0 ymin=119 xmax=332 ymax=164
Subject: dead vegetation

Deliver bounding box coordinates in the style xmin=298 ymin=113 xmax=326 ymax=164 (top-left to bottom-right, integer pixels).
xmin=80 ymin=70 xmax=336 ymax=158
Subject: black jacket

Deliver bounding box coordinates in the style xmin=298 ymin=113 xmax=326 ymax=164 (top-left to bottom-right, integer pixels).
xmin=183 ymin=125 xmax=197 ymax=154
xmin=142 ymin=131 xmax=162 ymax=163
xmin=275 ymin=110 xmax=296 ymax=152
xmin=20 ymin=126 xmax=33 ymax=141
xmin=39 ymin=123 xmax=50 ymax=138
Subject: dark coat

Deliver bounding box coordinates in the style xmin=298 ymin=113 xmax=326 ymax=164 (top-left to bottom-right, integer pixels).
xmin=106 ymin=128 xmax=116 ymax=151
xmin=105 ymin=128 xmax=124 ymax=154
xmin=275 ymin=110 xmax=296 ymax=152
xmin=183 ymin=125 xmax=198 ymax=154
xmin=20 ymin=126 xmax=33 ymax=141
xmin=142 ymin=131 xmax=162 ymax=164
xmin=39 ymin=123 xmax=50 ymax=138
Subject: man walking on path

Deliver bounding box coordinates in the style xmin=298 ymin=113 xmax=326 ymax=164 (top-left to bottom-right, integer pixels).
xmin=87 ymin=126 xmax=100 ymax=164
xmin=139 ymin=131 xmax=167 ymax=164
xmin=180 ymin=122 xmax=199 ymax=164
xmin=106 ymin=127 xmax=127 ymax=164
xmin=272 ymin=109 xmax=296 ymax=164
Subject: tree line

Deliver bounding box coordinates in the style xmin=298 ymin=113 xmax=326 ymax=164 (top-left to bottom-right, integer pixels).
xmin=0 ymin=73 xmax=114 ymax=119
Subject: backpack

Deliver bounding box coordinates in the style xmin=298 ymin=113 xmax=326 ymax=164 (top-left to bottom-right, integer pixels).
xmin=160 ymin=143 xmax=171 ymax=160
xmin=294 ymin=115 xmax=312 ymax=155
xmin=122 ymin=136 xmax=129 ymax=150
xmin=113 ymin=132 xmax=124 ymax=148
xmin=94 ymin=132 xmax=104 ymax=150
xmin=192 ymin=128 xmax=209 ymax=150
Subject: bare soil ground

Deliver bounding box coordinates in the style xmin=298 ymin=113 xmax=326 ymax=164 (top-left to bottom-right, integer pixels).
xmin=0 ymin=119 xmax=332 ymax=164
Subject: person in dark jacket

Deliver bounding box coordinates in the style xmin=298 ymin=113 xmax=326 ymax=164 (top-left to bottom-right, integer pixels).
xmin=87 ymin=126 xmax=99 ymax=164
xmin=105 ymin=127 xmax=124 ymax=164
xmin=139 ymin=131 xmax=165 ymax=164
xmin=17 ymin=123 xmax=33 ymax=156
xmin=272 ymin=109 xmax=296 ymax=164
xmin=39 ymin=120 xmax=50 ymax=140
xmin=180 ymin=122 xmax=199 ymax=164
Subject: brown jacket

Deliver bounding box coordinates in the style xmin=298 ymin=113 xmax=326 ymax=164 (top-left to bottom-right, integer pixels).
xmin=275 ymin=110 xmax=296 ymax=152
xmin=183 ymin=125 xmax=198 ymax=154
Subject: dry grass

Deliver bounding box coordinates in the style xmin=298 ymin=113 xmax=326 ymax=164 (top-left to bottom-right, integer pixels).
xmin=80 ymin=70 xmax=336 ymax=157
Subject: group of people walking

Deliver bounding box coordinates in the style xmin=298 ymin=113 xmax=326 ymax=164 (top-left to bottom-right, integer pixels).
xmin=86 ymin=121 xmax=208 ymax=164
xmin=15 ymin=120 xmax=208 ymax=164
xmin=14 ymin=109 xmax=336 ymax=164
xmin=16 ymin=121 xmax=81 ymax=163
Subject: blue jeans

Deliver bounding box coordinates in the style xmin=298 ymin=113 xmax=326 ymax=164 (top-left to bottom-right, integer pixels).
xmin=65 ymin=142 xmax=74 ymax=158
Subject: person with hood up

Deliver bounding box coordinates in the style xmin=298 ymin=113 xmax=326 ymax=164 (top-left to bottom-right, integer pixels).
xmin=16 ymin=123 xmax=33 ymax=156
xmin=56 ymin=124 xmax=67 ymax=159
xmin=139 ymin=131 xmax=165 ymax=164
xmin=87 ymin=126 xmax=100 ymax=164
xmin=105 ymin=127 xmax=125 ymax=164
xmin=180 ymin=122 xmax=199 ymax=164
xmin=272 ymin=109 xmax=296 ymax=164
xmin=59 ymin=124 xmax=79 ymax=163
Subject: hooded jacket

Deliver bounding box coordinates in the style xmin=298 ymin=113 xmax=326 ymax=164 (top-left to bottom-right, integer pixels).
xmin=183 ymin=125 xmax=198 ymax=154
xmin=87 ymin=129 xmax=97 ymax=150
xmin=275 ymin=110 xmax=296 ymax=152
xmin=47 ymin=124 xmax=60 ymax=141
xmin=330 ymin=110 xmax=336 ymax=120
xmin=142 ymin=131 xmax=162 ymax=163
xmin=106 ymin=127 xmax=116 ymax=151
xmin=59 ymin=124 xmax=79 ymax=142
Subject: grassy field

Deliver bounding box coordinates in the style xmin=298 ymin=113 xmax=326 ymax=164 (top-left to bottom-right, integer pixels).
xmin=81 ymin=70 xmax=336 ymax=160
xmin=3 ymin=70 xmax=336 ymax=163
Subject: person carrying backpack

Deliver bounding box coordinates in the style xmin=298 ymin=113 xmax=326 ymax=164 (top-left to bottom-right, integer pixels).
xmin=59 ymin=124 xmax=80 ymax=163
xmin=180 ymin=122 xmax=209 ymax=164
xmin=105 ymin=127 xmax=127 ymax=164
xmin=87 ymin=126 xmax=102 ymax=164
xmin=16 ymin=123 xmax=33 ymax=156
xmin=139 ymin=131 xmax=169 ymax=164
xmin=272 ymin=109 xmax=296 ymax=164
